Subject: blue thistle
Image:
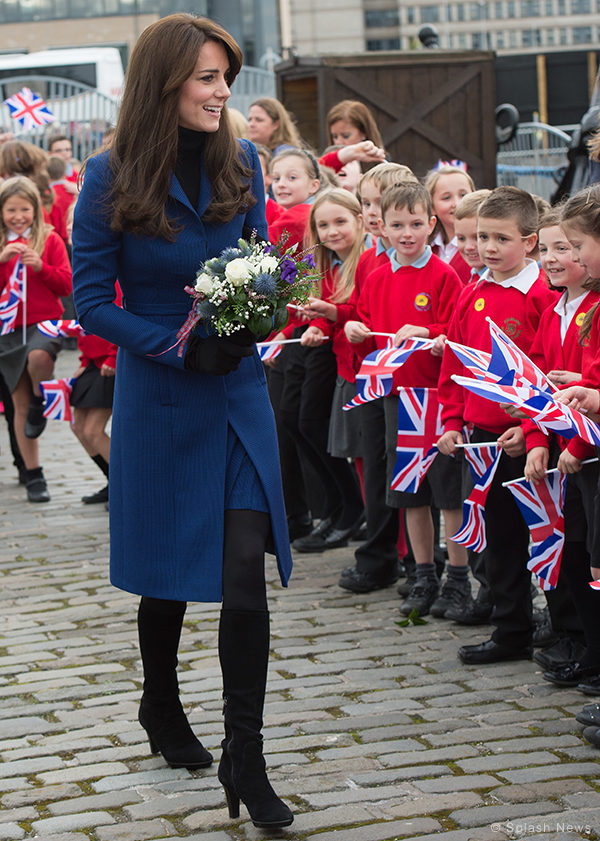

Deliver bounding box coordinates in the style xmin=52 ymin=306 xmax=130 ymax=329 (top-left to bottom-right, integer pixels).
xmin=252 ymin=273 xmax=278 ymax=296
xmin=237 ymin=239 xmax=252 ymax=257
xmin=197 ymin=301 xmax=218 ymax=320
xmin=221 ymin=247 xmax=243 ymax=262
xmin=204 ymin=257 xmax=227 ymax=274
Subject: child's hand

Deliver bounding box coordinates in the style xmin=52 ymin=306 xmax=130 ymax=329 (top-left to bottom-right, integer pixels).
xmin=500 ymin=403 xmax=529 ymax=420
xmin=303 ymin=296 xmax=337 ymax=321
xmin=301 ymin=326 xmax=326 ymax=347
xmin=437 ymin=429 xmax=462 ymax=456
xmin=20 ymin=248 xmax=42 ymax=272
xmin=72 ymin=365 xmax=86 ymax=378
xmin=498 ymin=425 xmax=525 ymax=456
xmin=63 ymin=181 xmax=79 ymax=196
xmin=393 ymin=325 xmax=430 ymax=347
xmin=557 ymin=386 xmax=600 ymax=416
xmin=262 ymin=331 xmax=286 ymax=368
xmin=524 ymin=446 xmax=548 ymax=485
xmin=100 ymin=363 xmax=116 ymax=377
xmin=557 ymin=448 xmax=583 ymax=474
xmin=337 ymin=140 xmax=386 ymax=166
xmin=345 ymin=320 xmax=371 ymax=344
xmin=0 ymin=241 xmax=26 ymax=263
xmin=431 ymin=334 xmax=446 ymax=357
xmin=548 ymin=369 xmax=581 ymax=385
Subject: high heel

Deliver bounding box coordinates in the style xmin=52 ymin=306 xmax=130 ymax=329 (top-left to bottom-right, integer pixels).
xmin=139 ymin=696 xmax=213 ymax=770
xmin=222 ymin=784 xmax=240 ymax=819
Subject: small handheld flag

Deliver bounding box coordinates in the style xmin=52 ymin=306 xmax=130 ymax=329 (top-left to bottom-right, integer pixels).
xmin=4 ymin=87 xmax=55 ymax=130
xmin=0 ymin=259 xmax=24 ymax=335
xmin=391 ymin=387 xmax=443 ymax=493
xmin=38 ymin=320 xmax=86 ymax=339
xmin=39 ymin=378 xmax=75 ymax=423
xmin=451 ymin=443 xmax=501 ymax=552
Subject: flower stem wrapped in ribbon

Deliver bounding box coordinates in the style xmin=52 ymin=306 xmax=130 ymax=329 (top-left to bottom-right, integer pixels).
xmin=175 ymin=233 xmax=321 ymax=356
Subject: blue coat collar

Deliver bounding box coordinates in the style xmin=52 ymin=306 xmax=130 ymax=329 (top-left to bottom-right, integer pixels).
xmin=168 ymin=151 xmax=212 ymax=219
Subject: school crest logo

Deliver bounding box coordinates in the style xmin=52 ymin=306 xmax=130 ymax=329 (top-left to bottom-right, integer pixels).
xmin=474 ymin=298 xmax=485 ymax=312
xmin=414 ymin=293 xmax=431 ymax=311
xmin=503 ymin=317 xmax=521 ymax=339
xmin=576 ymin=312 xmax=586 ymax=327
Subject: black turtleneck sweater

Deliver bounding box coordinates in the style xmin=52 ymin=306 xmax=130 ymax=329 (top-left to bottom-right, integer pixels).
xmin=175 ymin=125 xmax=205 ymax=211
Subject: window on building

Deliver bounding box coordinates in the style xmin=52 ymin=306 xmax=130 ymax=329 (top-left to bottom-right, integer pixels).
xmin=571 ymin=0 xmax=590 ymax=11
xmin=497 ymin=28 xmax=505 ymax=44
xmin=421 ymin=5 xmax=441 ymax=21
xmin=472 ymin=31 xmax=483 ymax=46
xmin=407 ymin=6 xmax=416 ymax=22
xmin=509 ymin=28 xmax=518 ymax=43
xmin=559 ymin=25 xmax=568 ymax=41
xmin=470 ymin=2 xmax=489 ymax=17
xmin=447 ymin=3 xmax=453 ymax=19
xmin=557 ymin=0 xmax=566 ymax=12
xmin=522 ymin=27 xmax=533 ymax=43
xmin=367 ymin=37 xmax=401 ymax=49
xmin=547 ymin=26 xmax=555 ymax=42
xmin=457 ymin=2 xmax=466 ymax=17
xmin=573 ymin=24 xmax=592 ymax=41
xmin=365 ymin=9 xmax=400 ymax=26
xmin=507 ymin=0 xmax=516 ymax=15
xmin=545 ymin=0 xmax=553 ymax=12
xmin=520 ymin=0 xmax=540 ymax=15
xmin=495 ymin=0 xmax=503 ymax=15
xmin=459 ymin=31 xmax=468 ymax=45
xmin=448 ymin=31 xmax=455 ymax=45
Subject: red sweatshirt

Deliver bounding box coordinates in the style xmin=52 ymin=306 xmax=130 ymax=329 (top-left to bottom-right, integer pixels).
xmin=266 ymin=196 xmax=283 ymax=227
xmin=0 ymin=231 xmax=72 ymax=327
xmin=523 ymin=290 xmax=600 ymax=457
xmin=439 ymin=262 xmax=557 ymax=435
xmin=357 ymin=250 xmax=463 ymax=390
xmin=78 ymin=284 xmax=122 ymax=370
xmin=311 ymin=243 xmax=390 ymax=382
xmin=450 ymin=251 xmax=472 ymax=286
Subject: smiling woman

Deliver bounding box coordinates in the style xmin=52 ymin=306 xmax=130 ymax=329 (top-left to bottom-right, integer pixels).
xmin=71 ymin=12 xmax=293 ymax=832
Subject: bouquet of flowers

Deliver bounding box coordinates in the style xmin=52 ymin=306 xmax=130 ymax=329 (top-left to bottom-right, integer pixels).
xmin=186 ymin=234 xmax=320 ymax=342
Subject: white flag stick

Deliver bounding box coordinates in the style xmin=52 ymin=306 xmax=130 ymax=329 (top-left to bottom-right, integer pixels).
xmin=453 ymin=441 xmax=499 ymax=449
xmin=21 ymin=264 xmax=27 ymax=346
xmin=258 ymin=337 xmax=328 ymax=346
xmin=502 ymin=457 xmax=599 ymax=487
xmin=367 ymin=332 xmax=396 ymax=338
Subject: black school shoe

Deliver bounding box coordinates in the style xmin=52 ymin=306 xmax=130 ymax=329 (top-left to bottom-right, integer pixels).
xmin=24 ymin=394 xmax=47 ymax=439
xmin=577 ymin=674 xmax=600 ymax=696
xmin=544 ymin=662 xmax=600 ymax=688
xmin=533 ymin=638 xmax=587 ymax=670
xmin=82 ymin=485 xmax=109 ymax=505
xmin=292 ymin=515 xmax=336 ymax=552
xmin=338 ymin=566 xmax=399 ymax=593
xmin=287 ymin=514 xmax=313 ymax=543
xmin=430 ymin=576 xmax=472 ymax=618
xmin=446 ymin=597 xmax=493 ymax=625
xmin=25 ymin=468 xmax=50 ymax=503
xmin=400 ymin=579 xmax=439 ymax=616
xmin=458 ymin=639 xmax=533 ymax=665
xmin=576 ymin=703 xmax=600 ymax=727
xmin=583 ymin=726 xmax=600 ymax=747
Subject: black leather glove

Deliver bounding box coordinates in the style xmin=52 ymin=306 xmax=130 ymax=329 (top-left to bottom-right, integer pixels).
xmin=184 ymin=332 xmax=255 ymax=376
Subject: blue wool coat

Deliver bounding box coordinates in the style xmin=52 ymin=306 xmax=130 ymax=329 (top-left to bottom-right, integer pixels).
xmin=71 ymin=141 xmax=293 ymax=602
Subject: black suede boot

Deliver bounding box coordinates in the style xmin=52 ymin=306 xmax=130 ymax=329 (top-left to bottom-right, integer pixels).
xmin=137 ymin=599 xmax=213 ymax=770
xmin=218 ymin=608 xmax=293 ymax=828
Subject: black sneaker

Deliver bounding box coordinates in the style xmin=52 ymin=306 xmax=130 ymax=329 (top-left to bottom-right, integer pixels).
xmin=397 ymin=563 xmax=417 ymax=597
xmin=24 ymin=394 xmax=46 ymax=439
xmin=292 ymin=515 xmax=336 ymax=552
xmin=446 ymin=597 xmax=493 ymax=625
xmin=430 ymin=576 xmax=472 ymax=618
xmin=26 ymin=473 xmax=50 ymax=503
xmin=400 ymin=579 xmax=439 ymax=616
xmin=576 ymin=702 xmax=600 ymax=727
xmin=533 ymin=638 xmax=586 ymax=670
xmin=338 ymin=566 xmax=399 ymax=593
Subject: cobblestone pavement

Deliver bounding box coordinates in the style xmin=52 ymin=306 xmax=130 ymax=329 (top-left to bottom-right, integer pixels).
xmin=0 ymin=349 xmax=599 ymax=841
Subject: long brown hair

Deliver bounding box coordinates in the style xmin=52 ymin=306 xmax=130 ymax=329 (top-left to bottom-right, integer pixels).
xmin=250 ymin=97 xmax=303 ymax=150
xmin=326 ymin=100 xmax=385 ymax=150
xmin=309 ymin=189 xmax=365 ymax=304
xmin=0 ymin=176 xmax=49 ymax=255
xmin=98 ymin=14 xmax=256 ymax=240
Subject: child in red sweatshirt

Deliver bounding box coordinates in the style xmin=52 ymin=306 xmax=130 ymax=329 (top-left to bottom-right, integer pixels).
xmin=438 ymin=186 xmax=557 ymax=664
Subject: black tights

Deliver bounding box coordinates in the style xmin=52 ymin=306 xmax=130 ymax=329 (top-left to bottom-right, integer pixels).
xmin=140 ymin=508 xmax=270 ymax=618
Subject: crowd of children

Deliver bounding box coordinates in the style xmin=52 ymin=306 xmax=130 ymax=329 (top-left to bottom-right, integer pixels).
xmin=5 ymin=102 xmax=600 ymax=745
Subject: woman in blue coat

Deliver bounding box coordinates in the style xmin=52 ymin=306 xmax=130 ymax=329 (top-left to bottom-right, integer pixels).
xmin=72 ymin=14 xmax=293 ymax=829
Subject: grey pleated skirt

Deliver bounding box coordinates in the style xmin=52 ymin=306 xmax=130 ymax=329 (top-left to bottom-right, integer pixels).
xmin=0 ymin=325 xmax=63 ymax=393
xmin=327 ymin=375 xmax=363 ymax=459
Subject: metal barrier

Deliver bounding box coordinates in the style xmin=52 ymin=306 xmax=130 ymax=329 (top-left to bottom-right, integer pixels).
xmin=227 ymin=66 xmax=276 ymax=117
xmin=496 ymin=122 xmax=571 ymax=200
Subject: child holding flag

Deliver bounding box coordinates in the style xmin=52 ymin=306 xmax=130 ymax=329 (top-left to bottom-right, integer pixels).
xmin=0 ymin=176 xmax=71 ymax=503
xmin=438 ymin=186 xmax=556 ymax=664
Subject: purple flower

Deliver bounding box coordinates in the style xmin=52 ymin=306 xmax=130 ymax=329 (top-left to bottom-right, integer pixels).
xmin=264 ymin=244 xmax=275 ymax=255
xmin=281 ymin=258 xmax=297 ymax=284
xmin=302 ymin=253 xmax=316 ymax=269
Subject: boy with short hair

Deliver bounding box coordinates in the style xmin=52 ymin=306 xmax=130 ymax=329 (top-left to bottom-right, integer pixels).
xmin=437 ymin=185 xmax=557 ymax=663
xmin=344 ymin=181 xmax=469 ymax=616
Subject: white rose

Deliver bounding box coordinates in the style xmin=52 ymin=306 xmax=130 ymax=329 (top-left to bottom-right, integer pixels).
xmin=260 ymin=255 xmax=278 ymax=273
xmin=225 ymin=258 xmax=253 ymax=286
xmin=195 ymin=273 xmax=214 ymax=296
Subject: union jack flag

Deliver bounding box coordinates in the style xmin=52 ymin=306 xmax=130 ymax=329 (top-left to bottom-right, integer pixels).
xmin=343 ymin=338 xmax=436 ymax=410
xmin=590 ymin=580 xmax=600 ymax=591
xmin=506 ymin=472 xmax=566 ymax=590
xmin=257 ymin=342 xmax=282 ymax=361
xmin=452 ymin=374 xmax=600 ymax=448
xmin=4 ymin=87 xmax=55 ymax=131
xmin=39 ymin=377 xmax=75 ymax=423
xmin=38 ymin=319 xmax=86 ymax=339
xmin=446 ymin=340 xmax=492 ymax=380
xmin=451 ymin=444 xmax=501 ymax=551
xmin=0 ymin=259 xmax=24 ymax=335
xmin=487 ymin=317 xmax=557 ymax=393
xmin=391 ymin=387 xmax=443 ymax=493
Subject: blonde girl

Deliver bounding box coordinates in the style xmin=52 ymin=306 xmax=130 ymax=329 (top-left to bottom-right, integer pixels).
xmin=425 ymin=165 xmax=475 ymax=284
xmin=277 ymin=190 xmax=365 ymax=554
xmin=0 ymin=176 xmax=72 ymax=502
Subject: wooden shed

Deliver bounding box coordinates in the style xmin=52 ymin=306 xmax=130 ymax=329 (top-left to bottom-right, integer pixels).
xmin=275 ymin=50 xmax=497 ymax=188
